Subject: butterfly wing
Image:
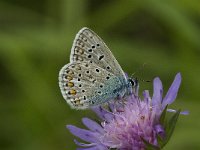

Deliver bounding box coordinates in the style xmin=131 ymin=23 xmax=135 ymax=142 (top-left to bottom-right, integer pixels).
xmin=59 ymin=62 xmax=123 ymax=109
xmin=70 ymin=27 xmax=126 ymax=77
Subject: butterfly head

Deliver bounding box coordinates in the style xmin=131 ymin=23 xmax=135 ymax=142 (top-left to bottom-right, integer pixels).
xmin=128 ymin=78 xmax=138 ymax=88
xmin=127 ymin=77 xmax=139 ymax=95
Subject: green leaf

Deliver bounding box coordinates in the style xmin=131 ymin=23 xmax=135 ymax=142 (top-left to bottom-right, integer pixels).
xmin=159 ymin=105 xmax=168 ymax=125
xmin=156 ymin=134 xmax=163 ymax=148
xmin=162 ymin=109 xmax=181 ymax=148
xmin=141 ymin=137 xmax=160 ymax=150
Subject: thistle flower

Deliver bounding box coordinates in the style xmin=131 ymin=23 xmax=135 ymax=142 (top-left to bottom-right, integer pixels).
xmin=67 ymin=73 xmax=188 ymax=150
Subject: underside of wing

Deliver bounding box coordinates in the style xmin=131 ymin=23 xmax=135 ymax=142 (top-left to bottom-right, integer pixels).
xmin=59 ymin=62 xmax=123 ymax=109
xmin=70 ymin=27 xmax=126 ymax=77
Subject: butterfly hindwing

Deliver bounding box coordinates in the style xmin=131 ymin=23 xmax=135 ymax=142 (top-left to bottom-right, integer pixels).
xmin=59 ymin=62 xmax=123 ymax=109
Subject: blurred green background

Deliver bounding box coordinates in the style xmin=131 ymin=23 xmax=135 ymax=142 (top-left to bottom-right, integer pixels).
xmin=0 ymin=0 xmax=200 ymax=149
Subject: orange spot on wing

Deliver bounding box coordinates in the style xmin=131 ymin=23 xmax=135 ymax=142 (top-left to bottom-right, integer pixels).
xmin=69 ymin=89 xmax=76 ymax=95
xmin=67 ymin=82 xmax=74 ymax=87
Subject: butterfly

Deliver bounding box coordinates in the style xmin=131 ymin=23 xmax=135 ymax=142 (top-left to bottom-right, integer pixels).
xmin=58 ymin=27 xmax=138 ymax=109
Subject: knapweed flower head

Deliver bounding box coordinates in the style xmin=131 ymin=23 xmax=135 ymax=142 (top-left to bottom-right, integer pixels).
xmin=67 ymin=73 xmax=188 ymax=150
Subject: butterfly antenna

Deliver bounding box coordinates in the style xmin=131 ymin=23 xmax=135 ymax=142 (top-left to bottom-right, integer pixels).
xmin=131 ymin=63 xmax=151 ymax=83
xmin=138 ymin=78 xmax=151 ymax=83
xmin=131 ymin=63 xmax=147 ymax=78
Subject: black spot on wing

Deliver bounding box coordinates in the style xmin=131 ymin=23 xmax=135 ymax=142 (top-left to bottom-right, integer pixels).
xmin=99 ymin=55 xmax=104 ymax=60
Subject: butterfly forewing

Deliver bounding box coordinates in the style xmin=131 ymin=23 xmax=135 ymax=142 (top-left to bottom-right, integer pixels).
xmin=70 ymin=27 xmax=125 ymax=77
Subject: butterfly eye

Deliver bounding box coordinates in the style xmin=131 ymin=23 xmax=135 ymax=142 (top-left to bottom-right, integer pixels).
xmin=88 ymin=49 xmax=92 ymax=52
xmin=129 ymin=78 xmax=136 ymax=87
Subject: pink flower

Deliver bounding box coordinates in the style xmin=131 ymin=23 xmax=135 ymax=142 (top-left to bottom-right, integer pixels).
xmin=67 ymin=73 xmax=188 ymax=150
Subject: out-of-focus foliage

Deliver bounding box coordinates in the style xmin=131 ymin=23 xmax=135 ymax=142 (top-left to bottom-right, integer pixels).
xmin=0 ymin=0 xmax=199 ymax=149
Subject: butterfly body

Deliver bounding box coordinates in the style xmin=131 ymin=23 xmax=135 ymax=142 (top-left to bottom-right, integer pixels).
xmin=59 ymin=27 xmax=137 ymax=109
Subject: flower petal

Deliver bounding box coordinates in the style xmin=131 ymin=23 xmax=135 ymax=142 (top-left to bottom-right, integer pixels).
xmin=77 ymin=145 xmax=108 ymax=150
xmin=91 ymin=106 xmax=114 ymax=121
xmin=167 ymin=109 xmax=189 ymax=115
xmin=152 ymin=77 xmax=163 ymax=107
xmin=82 ymin=118 xmax=104 ymax=134
xmin=162 ymin=73 xmax=181 ymax=108
xmin=67 ymin=125 xmax=97 ymax=143
xmin=77 ymin=148 xmax=92 ymax=150
xmin=74 ymin=139 xmax=95 ymax=147
xmin=180 ymin=110 xmax=189 ymax=115
xmin=76 ymin=147 xmax=96 ymax=150
xmin=143 ymin=90 xmax=151 ymax=104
